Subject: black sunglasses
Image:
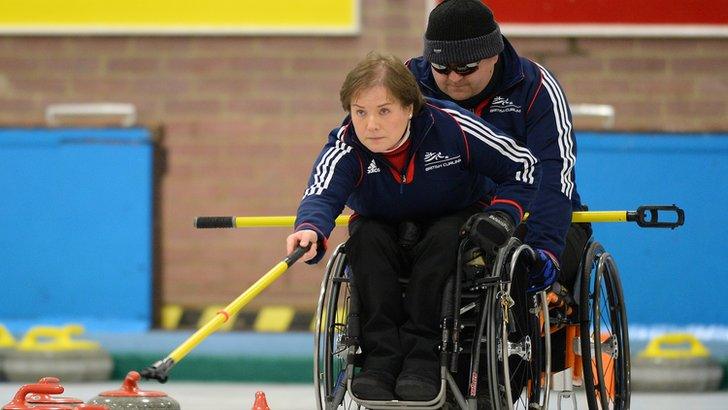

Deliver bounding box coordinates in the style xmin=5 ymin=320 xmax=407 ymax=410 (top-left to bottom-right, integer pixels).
xmin=430 ymin=61 xmax=480 ymax=76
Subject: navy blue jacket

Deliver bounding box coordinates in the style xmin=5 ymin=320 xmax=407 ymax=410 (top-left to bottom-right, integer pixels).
xmin=295 ymin=98 xmax=540 ymax=264
xmin=407 ymin=37 xmax=583 ymax=259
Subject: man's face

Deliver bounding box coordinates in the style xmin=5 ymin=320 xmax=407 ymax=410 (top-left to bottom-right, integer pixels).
xmin=431 ymin=55 xmax=499 ymax=101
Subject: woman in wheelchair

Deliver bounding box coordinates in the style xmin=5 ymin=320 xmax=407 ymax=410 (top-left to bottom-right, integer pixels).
xmin=285 ymin=52 xmax=542 ymax=402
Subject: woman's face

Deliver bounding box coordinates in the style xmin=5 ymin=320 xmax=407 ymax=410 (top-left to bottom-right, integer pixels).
xmin=350 ymin=85 xmax=413 ymax=153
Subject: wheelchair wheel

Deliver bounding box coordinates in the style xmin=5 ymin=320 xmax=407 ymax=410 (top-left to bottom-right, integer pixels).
xmin=484 ymin=243 xmax=551 ymax=410
xmin=579 ymin=241 xmax=631 ymax=410
xmin=314 ymin=244 xmax=359 ymax=410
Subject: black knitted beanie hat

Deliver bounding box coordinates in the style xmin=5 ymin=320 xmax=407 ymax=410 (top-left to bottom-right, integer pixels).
xmin=424 ymin=0 xmax=504 ymax=65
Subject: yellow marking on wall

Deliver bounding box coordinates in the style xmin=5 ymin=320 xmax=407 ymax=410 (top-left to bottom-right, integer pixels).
xmin=0 ymin=0 xmax=359 ymax=35
xmin=161 ymin=304 xmax=184 ymax=330
xmin=254 ymin=306 xmax=295 ymax=332
xmin=0 ymin=324 xmax=17 ymax=348
xmin=197 ymin=305 xmax=237 ymax=332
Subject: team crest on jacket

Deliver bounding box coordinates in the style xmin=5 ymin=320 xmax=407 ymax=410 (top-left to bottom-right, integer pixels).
xmin=424 ymin=151 xmax=461 ymax=172
xmin=367 ymin=159 xmax=381 ymax=174
xmin=490 ymin=96 xmax=522 ymax=113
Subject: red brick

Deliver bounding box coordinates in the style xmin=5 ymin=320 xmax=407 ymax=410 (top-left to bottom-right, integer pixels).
xmin=696 ymin=78 xmax=728 ymax=94
xmin=258 ymin=37 xmax=361 ymax=59
xmin=192 ymin=77 xmax=252 ymax=95
xmin=70 ymin=38 xmax=132 ymax=55
xmin=130 ymin=78 xmax=193 ymax=95
xmin=163 ymin=99 xmax=223 ymax=115
xmin=131 ymin=37 xmax=195 ymax=54
xmin=227 ymin=98 xmax=284 ymax=115
xmin=291 ymin=56 xmax=357 ymax=72
xmin=669 ymin=58 xmax=727 ymax=73
xmin=190 ymin=37 xmax=255 ymax=55
xmin=383 ymin=34 xmax=422 ymax=52
xmin=0 ymin=98 xmax=38 ymax=113
xmin=697 ymin=39 xmax=728 ymax=55
xmin=107 ymin=57 xmax=161 ymax=73
xmin=608 ymin=58 xmax=667 ymax=73
xmin=658 ymin=118 xmax=703 ymax=133
xmin=9 ymin=38 xmax=72 ymax=55
xmin=545 ymin=55 xmax=605 ymax=75
xmin=287 ymin=99 xmax=341 ymax=115
xmin=230 ymin=57 xmax=296 ymax=74
xmin=561 ymin=79 xmax=631 ymax=98
xmin=627 ymin=79 xmax=695 ymax=97
xmin=0 ymin=58 xmax=38 ymax=71
xmin=10 ymin=77 xmax=67 ymax=94
xmin=164 ymin=57 xmax=234 ymax=74
xmin=612 ymin=101 xmax=662 ymax=119
xmin=380 ymin=14 xmax=423 ymax=31
xmin=40 ymin=58 xmax=101 ymax=73
xmin=174 ymin=119 xmax=255 ymax=137
xmin=686 ymin=116 xmax=728 ymax=132
xmin=665 ymin=100 xmax=725 ymax=116
xmin=635 ymin=39 xmax=704 ymax=54
xmin=577 ymin=39 xmax=637 ymax=54
xmin=162 ymin=121 xmax=200 ymax=138
xmin=69 ymin=77 xmax=133 ymax=95
xmin=508 ymin=38 xmax=572 ymax=56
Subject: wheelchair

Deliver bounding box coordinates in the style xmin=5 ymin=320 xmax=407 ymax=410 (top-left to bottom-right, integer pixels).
xmin=313 ymin=234 xmax=630 ymax=410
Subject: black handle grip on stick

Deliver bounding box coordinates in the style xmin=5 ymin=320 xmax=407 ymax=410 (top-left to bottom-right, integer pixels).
xmin=194 ymin=216 xmax=235 ymax=228
xmin=285 ymin=243 xmax=311 ymax=266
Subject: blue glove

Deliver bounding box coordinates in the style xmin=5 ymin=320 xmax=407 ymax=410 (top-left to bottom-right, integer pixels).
xmin=528 ymin=249 xmax=560 ymax=292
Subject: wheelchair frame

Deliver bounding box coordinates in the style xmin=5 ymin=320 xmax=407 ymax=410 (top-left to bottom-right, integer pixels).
xmin=314 ymin=236 xmax=630 ymax=410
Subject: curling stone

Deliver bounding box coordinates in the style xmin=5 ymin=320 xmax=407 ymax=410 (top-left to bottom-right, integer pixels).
xmin=25 ymin=377 xmax=90 ymax=408
xmin=2 ymin=376 xmax=108 ymax=409
xmin=87 ymin=371 xmax=180 ymax=409
xmin=632 ymin=333 xmax=724 ymax=391
xmin=0 ymin=324 xmax=16 ymax=381
xmin=3 ymin=324 xmax=113 ymax=382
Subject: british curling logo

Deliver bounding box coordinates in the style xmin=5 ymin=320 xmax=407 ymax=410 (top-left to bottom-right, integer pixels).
xmin=424 ymin=152 xmax=446 ymax=163
xmin=490 ymin=96 xmax=522 ymax=113
xmin=424 ymin=152 xmax=461 ymax=172
xmin=367 ymin=159 xmax=381 ymax=174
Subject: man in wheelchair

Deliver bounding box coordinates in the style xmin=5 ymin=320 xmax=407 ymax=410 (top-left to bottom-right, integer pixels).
xmin=286 ymin=52 xmax=544 ymax=402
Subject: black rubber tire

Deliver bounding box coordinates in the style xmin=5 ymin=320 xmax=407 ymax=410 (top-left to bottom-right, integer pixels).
xmin=314 ymin=246 xmax=353 ymax=410
xmin=484 ymin=249 xmax=547 ymax=410
xmin=579 ymin=241 xmax=631 ymax=410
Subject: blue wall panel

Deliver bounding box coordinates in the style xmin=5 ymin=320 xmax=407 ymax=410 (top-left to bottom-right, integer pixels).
xmin=0 ymin=128 xmax=152 ymax=332
xmin=576 ymin=133 xmax=728 ymax=327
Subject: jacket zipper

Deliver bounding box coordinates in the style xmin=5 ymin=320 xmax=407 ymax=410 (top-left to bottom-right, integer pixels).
xmin=397 ymin=119 xmax=434 ymax=194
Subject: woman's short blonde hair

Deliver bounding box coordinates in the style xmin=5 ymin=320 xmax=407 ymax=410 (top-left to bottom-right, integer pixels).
xmin=340 ymin=52 xmax=425 ymax=115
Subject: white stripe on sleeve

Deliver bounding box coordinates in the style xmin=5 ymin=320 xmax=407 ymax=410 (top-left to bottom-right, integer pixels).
xmin=303 ymin=128 xmax=353 ymax=198
xmin=444 ymin=108 xmax=537 ymax=184
xmin=536 ymin=63 xmax=576 ymax=199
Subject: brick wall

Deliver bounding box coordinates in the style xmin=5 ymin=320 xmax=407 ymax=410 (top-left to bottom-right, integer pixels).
xmin=0 ymin=0 xmax=726 ymax=312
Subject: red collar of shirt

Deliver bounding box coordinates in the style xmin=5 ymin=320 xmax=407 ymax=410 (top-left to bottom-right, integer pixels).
xmin=383 ymin=138 xmax=415 ymax=184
